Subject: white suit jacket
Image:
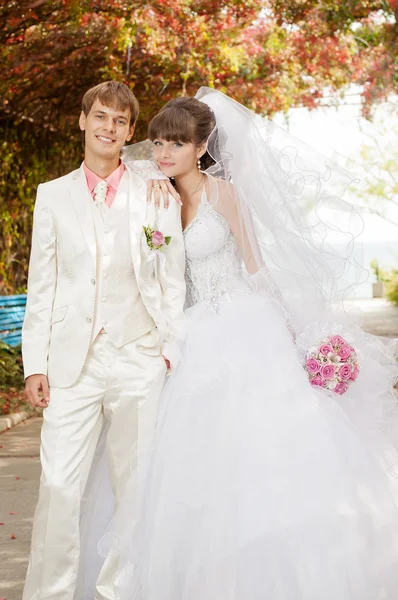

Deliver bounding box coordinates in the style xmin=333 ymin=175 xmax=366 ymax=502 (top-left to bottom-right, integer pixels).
xmin=22 ymin=163 xmax=186 ymax=388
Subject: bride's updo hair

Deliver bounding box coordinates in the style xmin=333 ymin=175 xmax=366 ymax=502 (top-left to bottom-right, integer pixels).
xmin=148 ymin=97 xmax=216 ymax=170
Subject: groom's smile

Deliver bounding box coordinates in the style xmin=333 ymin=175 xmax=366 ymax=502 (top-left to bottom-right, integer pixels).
xmin=96 ymin=134 xmax=116 ymax=144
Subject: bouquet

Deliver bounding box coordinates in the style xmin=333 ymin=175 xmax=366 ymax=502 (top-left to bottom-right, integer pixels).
xmin=305 ymin=334 xmax=360 ymax=395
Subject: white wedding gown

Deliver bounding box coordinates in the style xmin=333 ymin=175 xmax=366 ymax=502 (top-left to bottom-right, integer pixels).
xmin=93 ymin=188 xmax=398 ymax=600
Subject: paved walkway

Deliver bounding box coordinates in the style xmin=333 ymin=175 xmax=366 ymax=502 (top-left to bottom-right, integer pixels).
xmin=346 ymin=297 xmax=398 ymax=339
xmin=1 ymin=298 xmax=397 ymax=598
xmin=0 ymin=418 xmax=41 ymax=599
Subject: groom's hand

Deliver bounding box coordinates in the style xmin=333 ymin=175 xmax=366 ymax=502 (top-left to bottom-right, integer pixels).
xmin=25 ymin=374 xmax=50 ymax=408
xmin=162 ymin=355 xmax=171 ymax=370
xmin=147 ymin=179 xmax=182 ymax=209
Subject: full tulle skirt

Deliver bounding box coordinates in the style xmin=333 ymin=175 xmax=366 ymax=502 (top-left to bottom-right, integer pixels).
xmin=82 ymin=292 xmax=398 ymax=599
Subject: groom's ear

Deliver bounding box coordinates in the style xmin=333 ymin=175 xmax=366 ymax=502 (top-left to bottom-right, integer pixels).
xmin=79 ymin=111 xmax=86 ymax=131
xmin=126 ymin=124 xmax=135 ymax=143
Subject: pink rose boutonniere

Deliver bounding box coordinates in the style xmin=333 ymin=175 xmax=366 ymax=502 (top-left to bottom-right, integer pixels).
xmin=304 ymin=333 xmax=360 ymax=396
xmin=143 ymin=225 xmax=171 ymax=250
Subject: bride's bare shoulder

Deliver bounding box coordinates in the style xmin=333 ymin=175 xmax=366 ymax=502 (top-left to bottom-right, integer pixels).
xmin=206 ymin=177 xmax=236 ymax=197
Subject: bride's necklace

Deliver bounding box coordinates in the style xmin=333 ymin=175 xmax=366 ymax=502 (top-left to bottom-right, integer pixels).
xmin=180 ymin=174 xmax=205 ymax=205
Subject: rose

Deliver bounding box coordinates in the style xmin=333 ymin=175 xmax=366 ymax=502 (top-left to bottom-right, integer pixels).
xmin=330 ymin=335 xmax=345 ymax=347
xmin=306 ymin=358 xmax=320 ymax=374
xmin=334 ymin=382 xmax=348 ymax=395
xmin=151 ymin=230 xmax=166 ymax=247
xmin=338 ymin=345 xmax=351 ymax=360
xmin=320 ymin=363 xmax=335 ymax=380
xmin=350 ymin=366 xmax=360 ymax=381
xmin=338 ymin=364 xmax=352 ymax=380
xmin=319 ymin=344 xmax=333 ymax=356
xmin=310 ymin=376 xmax=326 ymax=388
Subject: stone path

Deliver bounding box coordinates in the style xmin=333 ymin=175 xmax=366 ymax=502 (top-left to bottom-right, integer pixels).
xmin=0 ymin=418 xmax=41 ymax=599
xmin=346 ymin=297 xmax=398 ymax=338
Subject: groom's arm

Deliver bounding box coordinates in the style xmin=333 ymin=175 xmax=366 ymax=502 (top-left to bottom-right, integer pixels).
xmin=156 ymin=198 xmax=186 ymax=370
xmin=22 ymin=185 xmax=57 ymax=385
xmin=123 ymin=158 xmax=181 ymax=207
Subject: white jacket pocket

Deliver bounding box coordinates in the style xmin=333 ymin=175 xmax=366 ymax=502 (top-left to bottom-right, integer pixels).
xmin=51 ymin=305 xmax=68 ymax=325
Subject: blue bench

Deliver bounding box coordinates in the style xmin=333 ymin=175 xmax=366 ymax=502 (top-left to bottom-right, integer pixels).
xmin=0 ymin=294 xmax=27 ymax=347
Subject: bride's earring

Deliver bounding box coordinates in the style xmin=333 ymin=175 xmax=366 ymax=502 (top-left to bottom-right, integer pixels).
xmin=197 ymin=156 xmax=201 ymax=170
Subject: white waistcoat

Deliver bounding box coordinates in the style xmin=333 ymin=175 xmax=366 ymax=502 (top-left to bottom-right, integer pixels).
xmin=90 ymin=173 xmax=155 ymax=347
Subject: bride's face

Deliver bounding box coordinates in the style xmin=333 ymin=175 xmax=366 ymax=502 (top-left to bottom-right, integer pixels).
xmin=152 ymin=138 xmax=203 ymax=178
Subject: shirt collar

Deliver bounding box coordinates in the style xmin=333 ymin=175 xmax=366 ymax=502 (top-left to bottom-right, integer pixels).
xmin=83 ymin=160 xmax=126 ymax=193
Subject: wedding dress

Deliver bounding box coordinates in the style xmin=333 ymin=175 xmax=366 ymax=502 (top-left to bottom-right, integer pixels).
xmin=96 ymin=182 xmax=398 ymax=600
xmin=76 ymin=89 xmax=398 ymax=600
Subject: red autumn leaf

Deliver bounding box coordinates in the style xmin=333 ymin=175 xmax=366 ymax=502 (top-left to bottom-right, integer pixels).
xmin=10 ymin=533 xmax=16 ymax=539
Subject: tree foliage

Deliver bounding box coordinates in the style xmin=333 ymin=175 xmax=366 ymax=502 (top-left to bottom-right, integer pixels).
xmin=0 ymin=0 xmax=396 ymax=292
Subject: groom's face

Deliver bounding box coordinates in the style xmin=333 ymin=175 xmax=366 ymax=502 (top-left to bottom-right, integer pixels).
xmin=79 ymin=99 xmax=135 ymax=161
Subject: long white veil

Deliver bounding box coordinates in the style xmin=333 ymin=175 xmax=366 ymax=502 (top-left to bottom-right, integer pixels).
xmin=195 ymin=87 xmax=398 ymax=476
xmin=195 ymin=87 xmax=368 ymax=334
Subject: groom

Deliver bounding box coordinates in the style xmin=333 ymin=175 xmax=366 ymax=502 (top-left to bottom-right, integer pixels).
xmin=22 ymin=81 xmax=186 ymax=599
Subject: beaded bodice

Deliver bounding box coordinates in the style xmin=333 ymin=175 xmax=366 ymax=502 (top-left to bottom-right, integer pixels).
xmin=184 ymin=194 xmax=252 ymax=311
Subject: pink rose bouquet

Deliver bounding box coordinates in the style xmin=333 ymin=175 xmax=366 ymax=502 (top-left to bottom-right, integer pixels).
xmin=304 ymin=334 xmax=360 ymax=395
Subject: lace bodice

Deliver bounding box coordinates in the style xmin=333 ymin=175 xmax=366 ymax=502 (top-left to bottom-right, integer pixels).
xmin=184 ymin=194 xmax=252 ymax=311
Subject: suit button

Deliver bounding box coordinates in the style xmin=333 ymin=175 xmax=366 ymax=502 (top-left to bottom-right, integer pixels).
xmin=85 ymin=317 xmax=92 ymax=323
xmin=91 ymin=278 xmax=96 ymax=285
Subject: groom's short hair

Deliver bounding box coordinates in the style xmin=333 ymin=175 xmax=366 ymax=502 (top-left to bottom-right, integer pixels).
xmin=82 ymin=81 xmax=139 ymax=126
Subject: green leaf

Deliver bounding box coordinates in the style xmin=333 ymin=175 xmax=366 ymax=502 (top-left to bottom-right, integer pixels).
xmin=165 ymin=236 xmax=171 ymax=245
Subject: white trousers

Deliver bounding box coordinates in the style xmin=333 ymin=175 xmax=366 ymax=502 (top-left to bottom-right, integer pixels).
xmin=22 ymin=333 xmax=166 ymax=600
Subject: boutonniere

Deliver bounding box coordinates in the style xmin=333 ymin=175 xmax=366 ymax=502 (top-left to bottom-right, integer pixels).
xmin=143 ymin=225 xmax=171 ymax=250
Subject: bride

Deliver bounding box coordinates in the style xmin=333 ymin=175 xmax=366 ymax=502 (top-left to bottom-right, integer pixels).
xmin=86 ymin=89 xmax=398 ymax=600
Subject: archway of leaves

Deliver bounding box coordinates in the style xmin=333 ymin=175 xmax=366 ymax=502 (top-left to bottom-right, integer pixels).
xmin=0 ymin=0 xmax=396 ymax=292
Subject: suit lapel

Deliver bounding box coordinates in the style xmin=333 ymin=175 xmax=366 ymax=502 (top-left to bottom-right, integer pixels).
xmin=69 ymin=164 xmax=96 ymax=263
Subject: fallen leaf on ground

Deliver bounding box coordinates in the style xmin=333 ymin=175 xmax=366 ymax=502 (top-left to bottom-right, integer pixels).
xmin=10 ymin=533 xmax=16 ymax=539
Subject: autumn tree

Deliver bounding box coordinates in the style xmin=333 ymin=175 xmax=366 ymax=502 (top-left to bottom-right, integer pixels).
xmin=0 ymin=0 xmax=396 ymax=292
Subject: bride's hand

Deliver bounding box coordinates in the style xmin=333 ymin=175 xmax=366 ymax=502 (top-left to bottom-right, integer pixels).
xmin=147 ymin=179 xmax=182 ymax=209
